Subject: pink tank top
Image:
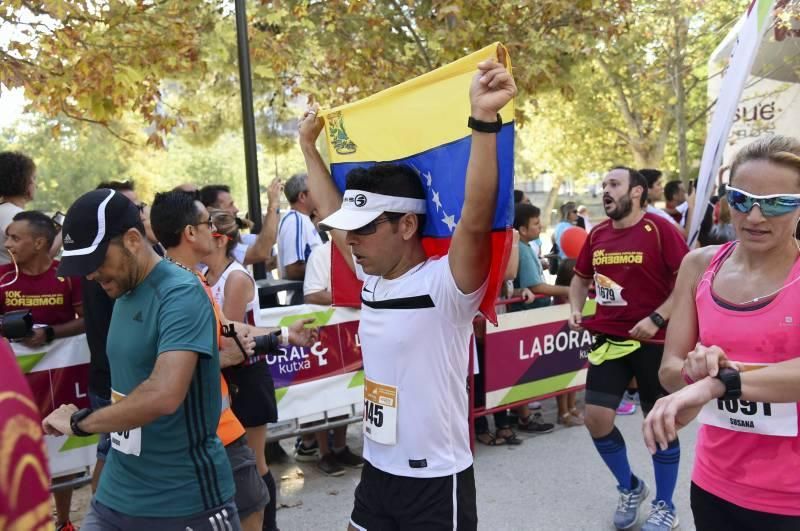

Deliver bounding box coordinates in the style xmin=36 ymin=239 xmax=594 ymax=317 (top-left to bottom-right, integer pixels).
xmin=693 ymin=241 xmax=800 ymax=515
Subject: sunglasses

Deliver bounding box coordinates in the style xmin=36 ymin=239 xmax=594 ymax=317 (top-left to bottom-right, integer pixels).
xmin=350 ymin=213 xmax=404 ymax=236
xmin=726 ymin=186 xmax=800 ymax=217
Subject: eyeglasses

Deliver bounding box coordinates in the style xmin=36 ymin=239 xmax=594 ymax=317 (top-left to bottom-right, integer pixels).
xmin=212 ymin=232 xmax=233 ymax=241
xmin=350 ymin=214 xmax=404 ymax=236
xmin=136 ymin=202 xmax=147 ymax=214
xmin=726 ymin=186 xmax=800 ymax=217
xmin=193 ymin=218 xmax=215 ymax=231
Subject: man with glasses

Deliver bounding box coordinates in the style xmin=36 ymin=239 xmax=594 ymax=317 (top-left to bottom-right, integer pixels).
xmin=298 ymin=57 xmax=515 ymax=530
xmin=568 ymin=166 xmax=689 ymax=530
xmin=41 ymin=189 xmax=240 ymax=530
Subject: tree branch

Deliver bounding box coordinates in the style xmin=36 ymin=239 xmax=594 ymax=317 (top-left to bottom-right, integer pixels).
xmin=389 ymin=0 xmax=433 ymax=71
xmin=596 ymin=56 xmax=643 ymax=139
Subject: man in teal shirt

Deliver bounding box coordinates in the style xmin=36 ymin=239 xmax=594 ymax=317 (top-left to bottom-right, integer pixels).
xmin=42 ymin=189 xmax=238 ymax=530
xmin=512 ymin=203 xmax=568 ymax=311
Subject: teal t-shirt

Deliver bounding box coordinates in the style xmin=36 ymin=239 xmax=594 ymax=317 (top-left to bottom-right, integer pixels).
xmin=96 ymin=260 xmax=234 ymax=517
xmin=512 ymin=241 xmax=552 ymax=311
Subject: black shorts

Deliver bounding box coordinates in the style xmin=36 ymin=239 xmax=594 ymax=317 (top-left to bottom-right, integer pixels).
xmin=585 ymin=339 xmax=666 ymax=413
xmin=223 ymin=360 xmax=278 ymax=426
xmin=350 ymin=461 xmax=477 ymax=531
xmin=226 ymin=436 xmax=269 ymax=518
xmin=691 ymin=482 xmax=800 ymax=531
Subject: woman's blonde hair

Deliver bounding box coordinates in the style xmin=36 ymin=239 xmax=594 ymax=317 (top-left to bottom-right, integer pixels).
xmin=730 ymin=134 xmax=800 ymax=184
xmin=208 ymin=208 xmax=240 ymax=257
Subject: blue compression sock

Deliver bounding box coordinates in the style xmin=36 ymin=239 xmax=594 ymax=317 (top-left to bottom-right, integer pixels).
xmin=652 ymin=438 xmax=680 ymax=509
xmin=592 ymin=426 xmax=635 ymax=490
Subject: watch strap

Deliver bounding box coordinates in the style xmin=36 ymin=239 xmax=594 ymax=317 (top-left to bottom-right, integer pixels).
xmin=70 ymin=408 xmax=93 ymax=437
xmin=649 ymin=312 xmax=667 ymax=329
xmin=44 ymin=325 xmax=55 ymax=343
xmin=467 ymin=114 xmax=503 ymax=133
xmin=716 ymin=367 xmax=742 ymax=400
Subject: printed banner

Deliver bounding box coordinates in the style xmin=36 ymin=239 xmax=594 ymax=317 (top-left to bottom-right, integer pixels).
xmin=13 ymin=334 xmax=97 ymax=478
xmin=688 ymin=0 xmax=777 ymax=246
xmin=319 ymin=42 xmax=515 ymax=324
xmin=484 ymin=304 xmax=593 ymax=409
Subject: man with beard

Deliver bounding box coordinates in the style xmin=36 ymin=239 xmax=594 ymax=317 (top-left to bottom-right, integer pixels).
xmin=568 ymin=167 xmax=689 ymax=531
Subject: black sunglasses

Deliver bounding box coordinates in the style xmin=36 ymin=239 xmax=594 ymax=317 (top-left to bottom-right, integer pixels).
xmin=351 ymin=213 xmax=404 ymax=236
xmin=136 ymin=202 xmax=147 ymax=213
xmin=191 ymin=217 xmax=215 ymax=231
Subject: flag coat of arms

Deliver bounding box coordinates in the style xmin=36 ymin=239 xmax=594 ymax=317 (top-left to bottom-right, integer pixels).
xmin=319 ymin=43 xmax=515 ymax=324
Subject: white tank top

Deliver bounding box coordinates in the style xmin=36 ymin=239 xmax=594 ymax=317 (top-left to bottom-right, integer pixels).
xmin=206 ymin=260 xmax=259 ymax=325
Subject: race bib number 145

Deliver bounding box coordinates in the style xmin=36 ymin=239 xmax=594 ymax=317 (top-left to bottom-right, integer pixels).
xmin=363 ymin=378 xmax=398 ymax=445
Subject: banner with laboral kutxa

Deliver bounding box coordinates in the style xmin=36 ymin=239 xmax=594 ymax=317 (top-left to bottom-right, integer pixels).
xmin=318 ymin=42 xmax=515 ymax=325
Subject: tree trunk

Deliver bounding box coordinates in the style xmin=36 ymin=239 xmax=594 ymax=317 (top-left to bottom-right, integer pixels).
xmin=541 ymin=173 xmax=564 ymax=230
xmin=672 ymin=9 xmax=690 ymax=181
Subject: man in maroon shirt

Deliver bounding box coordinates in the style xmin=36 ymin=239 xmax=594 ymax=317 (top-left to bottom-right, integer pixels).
xmin=1 ymin=210 xmax=85 ymax=531
xmin=568 ymin=167 xmax=688 ymax=531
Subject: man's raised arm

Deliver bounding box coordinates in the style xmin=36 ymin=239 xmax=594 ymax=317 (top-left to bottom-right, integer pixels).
xmin=449 ymin=57 xmax=516 ymax=294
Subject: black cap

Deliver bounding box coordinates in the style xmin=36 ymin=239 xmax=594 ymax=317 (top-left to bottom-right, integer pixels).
xmin=57 ymin=189 xmax=142 ymax=277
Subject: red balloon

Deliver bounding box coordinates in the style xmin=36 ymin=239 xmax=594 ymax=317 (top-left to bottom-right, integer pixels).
xmin=561 ymin=226 xmax=588 ymax=259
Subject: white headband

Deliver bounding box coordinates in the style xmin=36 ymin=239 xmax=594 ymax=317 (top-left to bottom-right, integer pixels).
xmin=342 ymin=189 xmax=427 ymax=214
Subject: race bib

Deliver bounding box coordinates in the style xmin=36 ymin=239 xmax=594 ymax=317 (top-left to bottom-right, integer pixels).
xmin=110 ymin=390 xmax=143 ymax=456
xmin=594 ymin=273 xmax=627 ymax=306
xmin=698 ymin=364 xmax=798 ymax=437
xmin=363 ymin=378 xmax=398 ymax=445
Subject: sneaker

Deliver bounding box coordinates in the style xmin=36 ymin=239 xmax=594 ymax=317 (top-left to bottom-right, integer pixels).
xmin=517 ymin=414 xmax=555 ymax=434
xmin=616 ymin=401 xmax=637 ymax=416
xmin=641 ymin=500 xmax=679 ymax=530
xmin=56 ymin=522 xmax=76 ymax=531
xmin=614 ymin=479 xmax=648 ymax=530
xmin=334 ymin=446 xmax=364 ymax=468
xmin=624 ymin=390 xmax=641 ymax=405
xmin=316 ymin=453 xmax=345 ymax=477
xmin=294 ymin=441 xmax=320 ymax=462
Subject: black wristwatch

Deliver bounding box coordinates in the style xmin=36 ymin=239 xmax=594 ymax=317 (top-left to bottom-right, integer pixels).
xmin=649 ymin=312 xmax=667 ymax=329
xmin=467 ymin=114 xmax=503 ymax=133
xmin=70 ymin=407 xmax=93 ymax=437
xmin=716 ymin=368 xmax=742 ymax=400
xmin=44 ymin=325 xmax=55 ymax=343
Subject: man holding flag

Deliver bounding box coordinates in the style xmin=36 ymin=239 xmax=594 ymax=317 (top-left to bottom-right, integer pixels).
xmin=298 ymin=53 xmax=515 ymax=530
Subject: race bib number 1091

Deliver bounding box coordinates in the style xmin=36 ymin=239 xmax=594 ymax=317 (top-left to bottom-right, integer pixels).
xmin=363 ymin=378 xmax=398 ymax=445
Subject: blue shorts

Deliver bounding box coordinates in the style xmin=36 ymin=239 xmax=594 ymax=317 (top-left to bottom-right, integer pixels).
xmin=88 ymin=392 xmax=111 ymax=461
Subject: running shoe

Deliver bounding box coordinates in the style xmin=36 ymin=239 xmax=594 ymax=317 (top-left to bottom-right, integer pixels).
xmin=614 ymin=479 xmax=648 ymax=530
xmin=56 ymin=521 xmax=76 ymax=531
xmin=316 ymin=453 xmax=346 ymax=477
xmin=517 ymin=414 xmax=555 ymax=434
xmin=334 ymin=446 xmax=364 ymax=468
xmin=624 ymin=390 xmax=641 ymax=405
xmin=616 ymin=401 xmax=637 ymax=415
xmin=641 ymin=500 xmax=679 ymax=530
xmin=294 ymin=440 xmax=320 ymax=462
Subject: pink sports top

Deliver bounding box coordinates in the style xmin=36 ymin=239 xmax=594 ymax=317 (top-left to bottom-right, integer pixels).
xmin=693 ymin=241 xmax=800 ymax=515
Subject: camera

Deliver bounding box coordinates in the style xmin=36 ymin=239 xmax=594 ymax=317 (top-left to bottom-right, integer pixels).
xmin=0 ymin=310 xmax=34 ymax=340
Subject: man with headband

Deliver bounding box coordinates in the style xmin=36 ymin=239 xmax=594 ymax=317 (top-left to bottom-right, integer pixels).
xmin=298 ymin=58 xmax=516 ymax=530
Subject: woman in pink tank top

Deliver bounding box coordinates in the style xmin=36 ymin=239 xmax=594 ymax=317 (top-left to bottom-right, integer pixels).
xmin=643 ymin=135 xmax=800 ymax=530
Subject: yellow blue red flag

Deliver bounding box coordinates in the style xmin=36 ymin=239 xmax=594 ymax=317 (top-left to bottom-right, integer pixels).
xmin=320 ymin=43 xmax=514 ymax=324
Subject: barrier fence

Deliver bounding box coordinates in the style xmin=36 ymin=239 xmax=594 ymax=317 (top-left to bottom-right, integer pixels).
xmin=16 ymin=301 xmax=594 ymax=485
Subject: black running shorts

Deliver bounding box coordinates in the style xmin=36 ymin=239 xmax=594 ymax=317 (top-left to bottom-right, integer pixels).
xmin=350 ymin=461 xmax=477 ymax=531
xmin=585 ymin=338 xmax=667 ymax=413
xmin=691 ymin=482 xmax=800 ymax=531
xmin=223 ymin=360 xmax=278 ymax=426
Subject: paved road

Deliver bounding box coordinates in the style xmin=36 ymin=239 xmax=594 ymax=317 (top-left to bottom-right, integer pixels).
xmin=272 ymin=397 xmax=699 ymax=530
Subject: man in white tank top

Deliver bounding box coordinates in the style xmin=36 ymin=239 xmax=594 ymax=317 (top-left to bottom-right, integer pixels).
xmin=298 ymin=58 xmax=516 ymax=530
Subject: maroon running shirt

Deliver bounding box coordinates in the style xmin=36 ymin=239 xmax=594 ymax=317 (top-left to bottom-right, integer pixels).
xmin=0 ymin=338 xmax=52 ymax=530
xmin=0 ymin=260 xmax=82 ymax=325
xmin=574 ymin=212 xmax=689 ymax=342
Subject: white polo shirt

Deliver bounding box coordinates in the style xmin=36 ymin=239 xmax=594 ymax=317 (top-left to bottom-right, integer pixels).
xmin=356 ymin=256 xmax=485 ymax=478
xmin=277 ymin=210 xmax=322 ymax=278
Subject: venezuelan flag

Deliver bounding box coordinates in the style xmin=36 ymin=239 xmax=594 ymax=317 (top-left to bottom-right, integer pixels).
xmin=320 ymin=43 xmax=514 ymax=324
